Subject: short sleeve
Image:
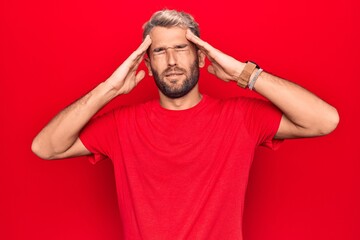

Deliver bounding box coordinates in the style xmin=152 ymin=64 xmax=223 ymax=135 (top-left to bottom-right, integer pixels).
xmin=79 ymin=110 xmax=119 ymax=164
xmin=238 ymin=97 xmax=283 ymax=150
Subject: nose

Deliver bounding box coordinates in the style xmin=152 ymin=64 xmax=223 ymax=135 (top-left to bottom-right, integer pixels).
xmin=166 ymin=48 xmax=177 ymax=67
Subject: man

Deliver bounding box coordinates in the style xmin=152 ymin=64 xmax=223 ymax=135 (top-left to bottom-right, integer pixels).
xmin=32 ymin=9 xmax=339 ymax=240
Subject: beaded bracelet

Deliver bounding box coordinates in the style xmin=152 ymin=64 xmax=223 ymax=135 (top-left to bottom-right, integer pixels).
xmin=248 ymin=68 xmax=263 ymax=90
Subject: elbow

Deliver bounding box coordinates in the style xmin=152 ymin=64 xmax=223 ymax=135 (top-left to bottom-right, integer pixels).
xmin=318 ymin=107 xmax=340 ymax=136
xmin=31 ymin=138 xmax=55 ymax=160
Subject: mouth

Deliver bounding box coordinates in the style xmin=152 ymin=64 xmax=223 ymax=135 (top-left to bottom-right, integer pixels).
xmin=165 ymin=72 xmax=184 ymax=77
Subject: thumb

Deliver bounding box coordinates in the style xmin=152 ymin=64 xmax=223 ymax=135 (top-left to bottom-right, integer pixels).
xmin=135 ymin=70 xmax=146 ymax=85
xmin=207 ymin=65 xmax=216 ymax=75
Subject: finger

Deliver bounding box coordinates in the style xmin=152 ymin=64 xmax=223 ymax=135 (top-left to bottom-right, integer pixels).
xmin=110 ymin=36 xmax=151 ymax=81
xmin=186 ymin=29 xmax=212 ymax=54
xmin=208 ymin=65 xmax=215 ymax=75
xmin=135 ymin=70 xmax=145 ymax=84
xmin=208 ymin=63 xmax=232 ymax=82
xmin=137 ymin=35 xmax=152 ymax=54
xmin=185 ymin=29 xmax=202 ymax=46
xmin=209 ymin=61 xmax=224 ymax=72
xmin=130 ymin=55 xmax=144 ymax=73
xmin=125 ymin=35 xmax=152 ymax=66
xmin=133 ymin=35 xmax=152 ymax=60
xmin=186 ymin=29 xmax=223 ymax=65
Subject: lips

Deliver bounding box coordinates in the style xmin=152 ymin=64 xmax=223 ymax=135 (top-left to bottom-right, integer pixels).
xmin=165 ymin=72 xmax=183 ymax=77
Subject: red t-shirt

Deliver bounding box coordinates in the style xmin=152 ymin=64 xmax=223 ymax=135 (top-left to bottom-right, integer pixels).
xmin=79 ymin=94 xmax=283 ymax=240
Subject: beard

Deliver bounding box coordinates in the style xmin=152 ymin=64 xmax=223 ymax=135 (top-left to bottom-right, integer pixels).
xmin=151 ymin=58 xmax=200 ymax=99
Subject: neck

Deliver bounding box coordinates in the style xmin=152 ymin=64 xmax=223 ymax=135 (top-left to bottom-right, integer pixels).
xmin=159 ymin=85 xmax=202 ymax=110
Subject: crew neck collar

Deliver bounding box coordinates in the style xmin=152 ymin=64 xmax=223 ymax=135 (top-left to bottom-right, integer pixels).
xmin=154 ymin=94 xmax=208 ymax=113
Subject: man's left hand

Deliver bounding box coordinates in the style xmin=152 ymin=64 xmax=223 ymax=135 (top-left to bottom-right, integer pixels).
xmin=186 ymin=29 xmax=245 ymax=82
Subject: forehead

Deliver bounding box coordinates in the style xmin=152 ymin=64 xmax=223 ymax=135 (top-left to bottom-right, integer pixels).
xmin=149 ymin=26 xmax=189 ymax=48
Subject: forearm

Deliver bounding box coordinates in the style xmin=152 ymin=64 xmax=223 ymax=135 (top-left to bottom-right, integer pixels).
xmin=32 ymin=81 xmax=117 ymax=159
xmin=185 ymin=30 xmax=339 ymax=137
xmin=252 ymin=69 xmax=339 ymax=136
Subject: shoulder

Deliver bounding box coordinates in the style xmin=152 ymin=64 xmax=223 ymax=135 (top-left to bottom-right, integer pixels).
xmin=216 ymin=95 xmax=266 ymax=108
xmin=105 ymin=98 xmax=159 ymax=121
xmin=110 ymin=98 xmax=158 ymax=113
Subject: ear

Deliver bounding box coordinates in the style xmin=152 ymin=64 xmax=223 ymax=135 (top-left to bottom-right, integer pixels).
xmin=144 ymin=57 xmax=153 ymax=76
xmin=197 ymin=49 xmax=206 ymax=68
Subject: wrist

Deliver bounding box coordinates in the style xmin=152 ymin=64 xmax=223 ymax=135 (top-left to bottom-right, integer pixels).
xmin=237 ymin=62 xmax=246 ymax=73
xmin=248 ymin=68 xmax=263 ymax=90
xmin=95 ymin=81 xmax=119 ymax=103
xmin=236 ymin=61 xmax=258 ymax=88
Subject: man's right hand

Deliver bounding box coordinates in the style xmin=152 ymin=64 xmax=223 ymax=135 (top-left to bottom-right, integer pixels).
xmin=32 ymin=36 xmax=152 ymax=160
xmin=105 ymin=35 xmax=152 ymax=95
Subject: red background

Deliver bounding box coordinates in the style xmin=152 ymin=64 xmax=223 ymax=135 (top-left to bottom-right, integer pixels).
xmin=1 ymin=0 xmax=359 ymax=239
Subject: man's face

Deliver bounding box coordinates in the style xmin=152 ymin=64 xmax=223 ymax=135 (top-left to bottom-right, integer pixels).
xmin=146 ymin=26 xmax=205 ymax=98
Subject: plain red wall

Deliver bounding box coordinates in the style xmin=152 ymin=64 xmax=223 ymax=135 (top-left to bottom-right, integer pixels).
xmin=1 ymin=0 xmax=359 ymax=239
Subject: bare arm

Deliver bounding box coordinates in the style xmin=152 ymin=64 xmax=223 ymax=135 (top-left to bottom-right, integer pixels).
xmin=32 ymin=36 xmax=152 ymax=159
xmin=186 ymin=30 xmax=339 ymax=138
xmin=254 ymin=72 xmax=339 ymax=138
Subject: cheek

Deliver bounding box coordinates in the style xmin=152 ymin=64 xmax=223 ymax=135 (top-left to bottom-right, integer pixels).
xmin=184 ymin=56 xmax=198 ymax=70
xmin=177 ymin=52 xmax=197 ymax=66
xmin=151 ymin=56 xmax=167 ymax=67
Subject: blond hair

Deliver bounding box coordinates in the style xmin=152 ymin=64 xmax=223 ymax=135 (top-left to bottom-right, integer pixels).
xmin=142 ymin=9 xmax=200 ymax=40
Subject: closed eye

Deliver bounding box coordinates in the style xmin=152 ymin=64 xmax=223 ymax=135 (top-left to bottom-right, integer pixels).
xmin=174 ymin=44 xmax=189 ymax=51
xmin=153 ymin=47 xmax=166 ymax=54
xmin=153 ymin=44 xmax=189 ymax=55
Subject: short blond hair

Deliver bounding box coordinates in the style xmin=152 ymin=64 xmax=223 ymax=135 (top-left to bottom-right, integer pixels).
xmin=142 ymin=9 xmax=200 ymax=40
